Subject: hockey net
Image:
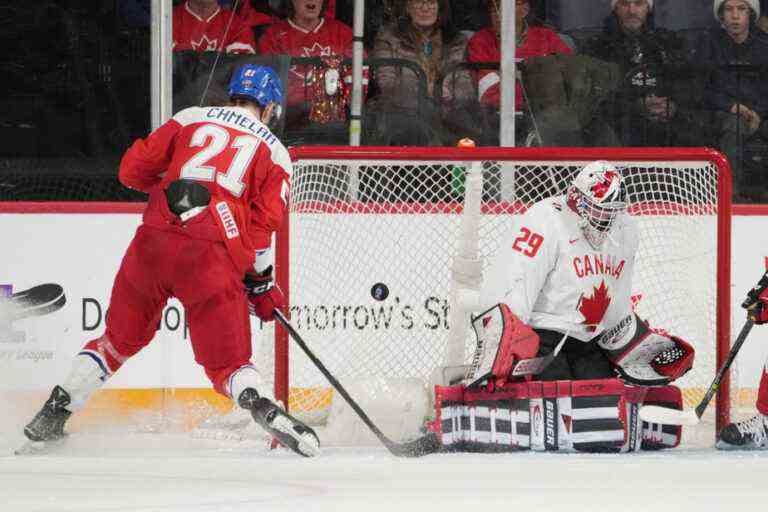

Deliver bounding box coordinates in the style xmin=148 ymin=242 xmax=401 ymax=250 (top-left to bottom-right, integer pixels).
xmin=267 ymin=147 xmax=733 ymax=445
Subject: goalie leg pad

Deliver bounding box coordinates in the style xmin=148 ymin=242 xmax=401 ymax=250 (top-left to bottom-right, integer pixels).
xmin=640 ymin=385 xmax=683 ymax=450
xmin=434 ymin=378 xmax=646 ymax=453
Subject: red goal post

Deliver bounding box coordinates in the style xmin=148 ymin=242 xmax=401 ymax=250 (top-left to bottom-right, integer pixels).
xmin=274 ymin=146 xmax=733 ymax=435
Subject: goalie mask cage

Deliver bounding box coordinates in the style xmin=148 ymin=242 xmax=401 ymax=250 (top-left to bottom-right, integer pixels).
xmin=272 ymin=146 xmax=733 ymax=440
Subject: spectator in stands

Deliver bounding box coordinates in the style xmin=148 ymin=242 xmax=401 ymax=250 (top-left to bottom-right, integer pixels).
xmin=236 ymin=1 xmax=280 ymax=40
xmin=466 ymin=0 xmax=574 ymax=145
xmin=173 ymin=0 xmax=256 ymax=53
xmin=582 ymin=0 xmax=709 ymax=148
xmin=258 ymin=0 xmax=365 ymax=143
xmin=699 ymin=0 xmax=768 ymax=201
xmin=368 ymin=0 xmax=474 ymax=146
xmin=468 ymin=0 xmax=572 ymax=112
xmin=760 ymin=0 xmax=768 ymax=32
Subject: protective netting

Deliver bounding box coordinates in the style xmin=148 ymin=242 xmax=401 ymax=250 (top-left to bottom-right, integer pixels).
xmin=267 ymin=150 xmax=729 ymax=441
xmin=0 ymin=158 xmax=146 ymax=201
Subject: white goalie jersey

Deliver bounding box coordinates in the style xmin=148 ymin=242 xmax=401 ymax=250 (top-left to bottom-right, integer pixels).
xmin=481 ymin=195 xmax=640 ymax=342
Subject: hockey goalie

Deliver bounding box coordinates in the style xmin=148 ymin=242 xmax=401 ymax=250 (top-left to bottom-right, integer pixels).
xmin=434 ymin=161 xmax=694 ymax=453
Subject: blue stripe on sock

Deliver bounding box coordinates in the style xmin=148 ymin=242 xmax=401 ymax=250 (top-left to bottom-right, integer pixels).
xmin=78 ymin=351 xmax=110 ymax=381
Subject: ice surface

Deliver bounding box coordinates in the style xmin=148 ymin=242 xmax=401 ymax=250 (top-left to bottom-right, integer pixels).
xmin=2 ymin=425 xmax=768 ymax=512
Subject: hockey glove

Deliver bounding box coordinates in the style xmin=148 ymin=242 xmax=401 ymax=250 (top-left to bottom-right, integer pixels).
xmin=244 ymin=266 xmax=285 ymax=322
xmin=597 ymin=313 xmax=694 ymax=386
xmin=743 ymin=274 xmax=768 ymax=325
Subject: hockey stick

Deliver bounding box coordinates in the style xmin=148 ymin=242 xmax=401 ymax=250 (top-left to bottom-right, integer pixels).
xmin=640 ymin=270 xmax=768 ymax=426
xmin=639 ymin=319 xmax=754 ymax=426
xmin=273 ymin=310 xmax=441 ymax=457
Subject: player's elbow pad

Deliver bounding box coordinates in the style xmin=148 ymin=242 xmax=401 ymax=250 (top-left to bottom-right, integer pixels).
xmin=596 ymin=313 xmax=695 ymax=386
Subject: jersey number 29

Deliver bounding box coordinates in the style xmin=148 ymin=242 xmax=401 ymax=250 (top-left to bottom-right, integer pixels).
xmin=512 ymin=227 xmax=544 ymax=258
xmin=180 ymin=124 xmax=259 ymax=197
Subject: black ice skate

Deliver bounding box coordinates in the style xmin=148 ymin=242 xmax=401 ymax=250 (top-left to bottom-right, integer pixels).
xmin=716 ymin=413 xmax=768 ymax=450
xmin=24 ymin=385 xmax=72 ymax=442
xmin=238 ymin=388 xmax=320 ymax=457
xmin=15 ymin=386 xmax=73 ymax=455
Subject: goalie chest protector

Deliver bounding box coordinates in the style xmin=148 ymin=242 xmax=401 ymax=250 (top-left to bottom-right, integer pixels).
xmin=432 ymin=379 xmax=648 ymax=453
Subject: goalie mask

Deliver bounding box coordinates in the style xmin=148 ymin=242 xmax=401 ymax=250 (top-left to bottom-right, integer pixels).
xmin=567 ymin=161 xmax=627 ymax=248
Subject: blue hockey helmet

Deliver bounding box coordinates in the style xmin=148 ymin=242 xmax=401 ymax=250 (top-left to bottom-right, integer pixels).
xmin=228 ymin=64 xmax=284 ymax=110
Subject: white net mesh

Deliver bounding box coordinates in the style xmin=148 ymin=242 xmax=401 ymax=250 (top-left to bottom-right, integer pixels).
xmin=267 ymin=150 xmax=730 ymax=444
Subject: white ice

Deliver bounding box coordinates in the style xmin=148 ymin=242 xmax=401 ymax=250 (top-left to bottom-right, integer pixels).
xmin=2 ymin=425 xmax=768 ymax=512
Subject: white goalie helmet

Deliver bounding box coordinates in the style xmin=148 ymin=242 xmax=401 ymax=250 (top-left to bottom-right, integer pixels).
xmin=567 ymin=160 xmax=627 ymax=248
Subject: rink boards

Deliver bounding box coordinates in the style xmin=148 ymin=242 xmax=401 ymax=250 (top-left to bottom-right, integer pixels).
xmin=0 ymin=207 xmax=766 ymax=422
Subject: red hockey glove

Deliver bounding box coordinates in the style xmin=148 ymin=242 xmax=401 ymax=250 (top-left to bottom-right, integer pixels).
xmin=244 ymin=266 xmax=285 ymax=322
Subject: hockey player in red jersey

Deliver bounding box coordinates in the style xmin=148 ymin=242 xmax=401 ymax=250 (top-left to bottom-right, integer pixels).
xmin=21 ymin=64 xmax=320 ymax=457
xmin=173 ymin=0 xmax=256 ymax=54
xmin=718 ymin=281 xmax=768 ymax=450
xmin=258 ymin=0 xmax=367 ymax=123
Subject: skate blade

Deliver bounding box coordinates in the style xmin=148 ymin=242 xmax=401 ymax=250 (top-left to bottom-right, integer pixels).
xmin=14 ymin=438 xmax=66 ymax=456
xmin=270 ymin=415 xmax=320 ymax=457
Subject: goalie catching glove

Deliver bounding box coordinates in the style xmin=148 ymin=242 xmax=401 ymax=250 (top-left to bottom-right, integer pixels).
xmin=244 ymin=265 xmax=285 ymax=322
xmin=597 ymin=313 xmax=694 ymax=386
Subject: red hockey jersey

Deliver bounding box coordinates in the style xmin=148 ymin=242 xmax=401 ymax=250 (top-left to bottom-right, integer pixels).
xmin=119 ymin=106 xmax=291 ymax=273
xmin=173 ymin=2 xmax=256 ymax=54
xmin=258 ymin=18 xmax=367 ymax=106
xmin=467 ymin=26 xmax=572 ymax=110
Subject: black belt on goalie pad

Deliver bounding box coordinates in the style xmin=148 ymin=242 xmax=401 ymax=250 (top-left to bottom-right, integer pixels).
xmin=165 ymin=179 xmax=211 ymax=217
xmin=431 ymin=379 xmax=679 ymax=454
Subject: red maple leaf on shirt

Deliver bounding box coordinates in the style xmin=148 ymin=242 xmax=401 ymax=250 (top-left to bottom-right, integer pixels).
xmin=578 ymin=280 xmax=611 ymax=331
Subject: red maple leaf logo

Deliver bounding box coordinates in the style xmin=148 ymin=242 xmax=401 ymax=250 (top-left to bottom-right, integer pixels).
xmin=578 ymin=280 xmax=611 ymax=331
xmin=590 ymin=171 xmax=617 ymax=200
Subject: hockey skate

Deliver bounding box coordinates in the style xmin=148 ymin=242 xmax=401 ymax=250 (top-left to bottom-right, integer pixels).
xmin=16 ymin=385 xmax=73 ymax=455
xmin=238 ymin=388 xmax=320 ymax=457
xmin=716 ymin=413 xmax=768 ymax=450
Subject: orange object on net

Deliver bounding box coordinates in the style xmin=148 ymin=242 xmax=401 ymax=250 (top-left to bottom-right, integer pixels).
xmin=457 ymin=138 xmax=476 ymax=148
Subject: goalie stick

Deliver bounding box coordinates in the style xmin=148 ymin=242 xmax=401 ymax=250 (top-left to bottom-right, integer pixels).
xmin=273 ymin=310 xmax=441 ymax=457
xmin=639 ymin=270 xmax=768 ymax=426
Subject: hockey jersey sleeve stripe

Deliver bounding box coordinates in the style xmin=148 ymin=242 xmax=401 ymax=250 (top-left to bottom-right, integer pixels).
xmin=478 ymin=72 xmax=500 ymax=100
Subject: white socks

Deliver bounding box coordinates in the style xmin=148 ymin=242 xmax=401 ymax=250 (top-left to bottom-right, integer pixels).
xmin=228 ymin=365 xmax=275 ymax=405
xmin=61 ymin=353 xmax=109 ymax=411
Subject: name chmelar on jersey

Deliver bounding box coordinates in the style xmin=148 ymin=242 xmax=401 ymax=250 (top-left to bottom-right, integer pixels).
xmin=206 ymin=107 xmax=277 ymax=145
xmin=572 ymin=254 xmax=626 ymax=280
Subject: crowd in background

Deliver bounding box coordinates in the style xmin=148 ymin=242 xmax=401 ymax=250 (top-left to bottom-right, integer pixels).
xmin=3 ymin=0 xmax=768 ymax=201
